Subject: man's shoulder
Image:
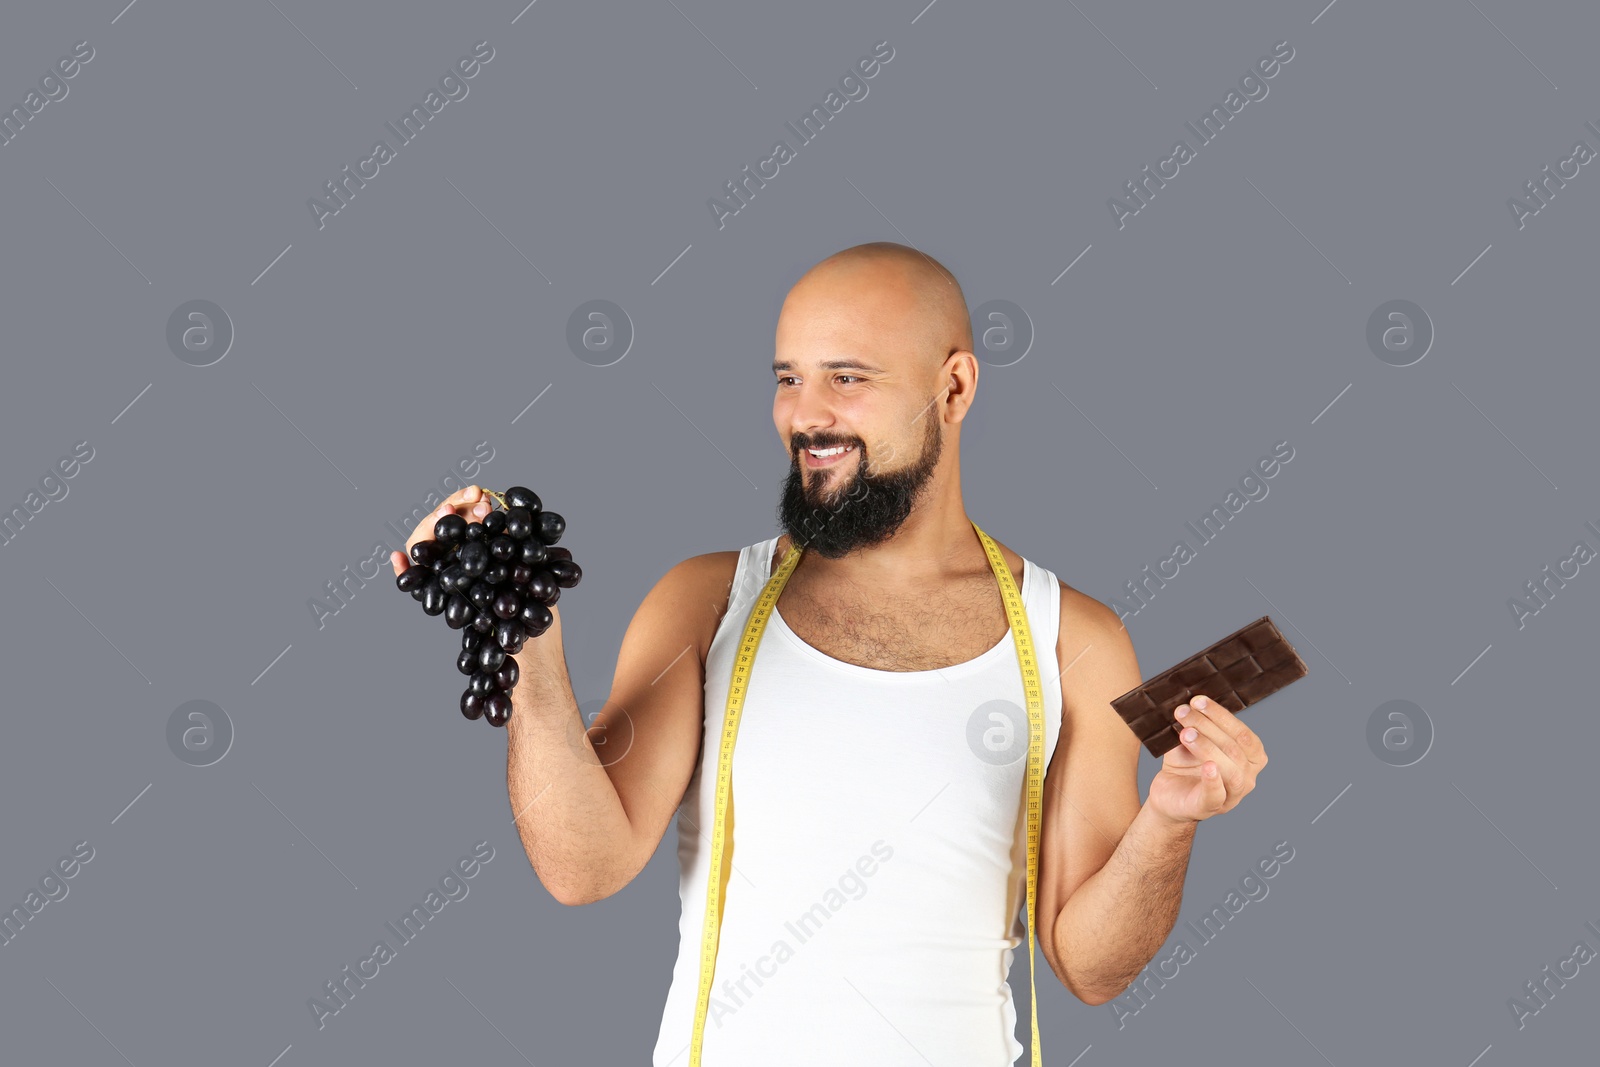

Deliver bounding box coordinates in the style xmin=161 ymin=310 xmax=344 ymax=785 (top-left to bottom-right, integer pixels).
xmin=672 ymin=548 xmax=743 ymax=587
xmin=1054 ymin=577 xmax=1123 ymax=636
xmin=656 ymin=544 xmax=761 ymax=627
xmin=664 ymin=532 xmax=775 ymax=574
xmin=1050 ymin=575 xmax=1140 ymax=728
xmin=624 ymin=549 xmax=752 ymax=672
xmin=1052 ymin=575 xmax=1134 ymax=673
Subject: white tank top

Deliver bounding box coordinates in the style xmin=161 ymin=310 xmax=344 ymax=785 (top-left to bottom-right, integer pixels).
xmin=652 ymin=534 xmax=1064 ymax=1066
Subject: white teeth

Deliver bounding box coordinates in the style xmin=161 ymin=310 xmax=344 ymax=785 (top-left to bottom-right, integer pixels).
xmin=807 ymin=444 xmax=853 ymax=457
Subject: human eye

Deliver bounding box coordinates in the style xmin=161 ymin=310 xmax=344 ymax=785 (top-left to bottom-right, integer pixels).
xmin=835 ymin=374 xmax=861 ymax=384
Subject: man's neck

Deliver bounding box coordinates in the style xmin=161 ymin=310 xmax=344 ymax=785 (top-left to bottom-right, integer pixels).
xmin=787 ymin=483 xmax=979 ymax=589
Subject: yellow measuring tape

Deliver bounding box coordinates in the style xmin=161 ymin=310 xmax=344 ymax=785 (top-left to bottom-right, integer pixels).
xmin=689 ymin=519 xmax=1045 ymax=1065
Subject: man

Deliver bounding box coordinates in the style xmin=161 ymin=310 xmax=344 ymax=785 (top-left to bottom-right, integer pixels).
xmin=392 ymin=242 xmax=1268 ymax=1064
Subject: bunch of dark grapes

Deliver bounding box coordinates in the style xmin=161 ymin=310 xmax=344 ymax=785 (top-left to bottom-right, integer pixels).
xmin=395 ymin=486 xmax=582 ymax=727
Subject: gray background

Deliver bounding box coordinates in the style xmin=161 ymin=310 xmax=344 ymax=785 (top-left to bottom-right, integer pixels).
xmin=1 ymin=0 xmax=1595 ymax=1064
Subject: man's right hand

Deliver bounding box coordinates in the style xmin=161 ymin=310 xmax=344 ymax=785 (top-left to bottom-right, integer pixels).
xmin=388 ymin=484 xmax=561 ymax=633
xmin=389 ymin=483 xmax=491 ymax=575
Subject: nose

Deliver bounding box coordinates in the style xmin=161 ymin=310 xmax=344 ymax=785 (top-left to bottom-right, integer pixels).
xmin=782 ymin=379 xmax=836 ymax=450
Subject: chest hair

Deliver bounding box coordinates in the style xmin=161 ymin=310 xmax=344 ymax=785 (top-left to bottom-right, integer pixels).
xmin=775 ymin=576 xmax=1011 ymax=672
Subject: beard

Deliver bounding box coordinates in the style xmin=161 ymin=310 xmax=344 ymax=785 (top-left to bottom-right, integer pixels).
xmin=777 ymin=410 xmax=943 ymax=560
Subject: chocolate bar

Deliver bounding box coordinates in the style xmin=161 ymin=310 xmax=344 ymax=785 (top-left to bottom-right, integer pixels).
xmin=1111 ymin=615 xmax=1307 ymax=757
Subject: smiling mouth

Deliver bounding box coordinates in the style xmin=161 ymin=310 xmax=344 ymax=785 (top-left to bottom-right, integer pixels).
xmin=802 ymin=443 xmax=857 ymax=468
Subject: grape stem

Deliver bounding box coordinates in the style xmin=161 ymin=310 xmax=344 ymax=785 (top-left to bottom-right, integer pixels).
xmin=483 ymin=489 xmax=507 ymax=510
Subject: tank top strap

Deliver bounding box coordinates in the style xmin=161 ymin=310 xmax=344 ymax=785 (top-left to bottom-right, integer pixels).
xmin=723 ymin=536 xmax=779 ymax=624
xmin=1019 ymin=552 xmax=1062 ymax=676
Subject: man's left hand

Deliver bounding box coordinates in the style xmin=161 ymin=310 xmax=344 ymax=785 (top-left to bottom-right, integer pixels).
xmin=1145 ymin=694 xmax=1268 ymax=824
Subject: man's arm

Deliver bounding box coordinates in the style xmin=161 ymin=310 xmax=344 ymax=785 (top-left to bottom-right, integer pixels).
xmin=1035 ymin=586 xmax=1197 ymax=1006
xmin=505 ymin=551 xmax=736 ymax=905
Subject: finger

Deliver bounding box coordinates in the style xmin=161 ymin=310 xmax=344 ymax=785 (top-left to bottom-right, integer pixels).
xmin=434 ymin=495 xmax=488 ymax=527
xmin=432 ymin=484 xmax=485 ymax=516
xmin=461 ymin=484 xmax=492 ymax=518
xmin=440 ymin=484 xmax=481 ymax=508
xmin=1176 ymin=721 xmax=1239 ymax=782
xmin=443 ymin=489 xmax=491 ymax=521
xmin=1161 ymin=727 xmax=1203 ymax=768
xmin=391 ymin=550 xmax=408 ymax=577
xmin=1185 ymin=695 xmax=1257 ymax=749
xmin=1176 ymin=698 xmax=1250 ymax=766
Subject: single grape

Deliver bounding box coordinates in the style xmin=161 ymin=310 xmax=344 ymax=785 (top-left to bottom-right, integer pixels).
xmin=511 ymin=563 xmax=534 ymax=586
xmin=467 ymin=580 xmax=495 ymax=609
xmin=518 ymin=540 xmax=548 ymax=566
xmin=495 ymin=618 xmax=526 ymax=654
xmin=525 ymin=570 xmax=557 ymax=604
xmin=469 ymin=670 xmax=498 ymax=695
xmin=396 ymin=566 xmax=430 ymax=593
xmin=438 ymin=563 xmax=468 ymax=594
xmin=470 ymin=610 xmax=495 ymax=633
xmin=410 ymin=540 xmax=446 ymax=567
xmin=434 ymin=513 xmax=468 ymax=544
xmin=548 ymin=559 xmax=582 ymax=588
xmin=462 ymin=626 xmax=484 ymax=652
xmin=488 ymin=535 xmax=517 ymax=563
xmin=457 ymin=540 xmax=489 ymax=577
xmin=495 ymin=656 xmax=519 ymax=691
xmin=484 ymin=690 xmax=512 ymax=727
xmin=505 ymin=486 xmax=540 ymax=513
xmin=444 ymin=594 xmax=474 ymax=629
xmin=537 ymin=511 xmax=565 ymax=545
xmin=478 ymin=641 xmax=506 ymax=673
xmin=493 ymin=589 xmax=523 ymax=620
xmin=482 ymin=562 xmax=511 ymax=586
xmin=457 ymin=648 xmax=477 ymax=675
xmin=461 ymin=689 xmax=486 ymax=721
xmin=546 ymin=546 xmax=573 ymax=562
xmin=421 ymin=582 xmax=447 ymax=615
xmin=464 ymin=521 xmax=487 ymax=542
xmin=505 ymin=507 xmax=534 ymax=540
xmin=519 ymin=600 xmax=553 ymax=632
xmin=484 ymin=510 xmax=508 ymax=537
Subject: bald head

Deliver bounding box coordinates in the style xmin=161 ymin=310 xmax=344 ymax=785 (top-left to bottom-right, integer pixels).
xmin=785 ymin=242 xmax=972 ymax=372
